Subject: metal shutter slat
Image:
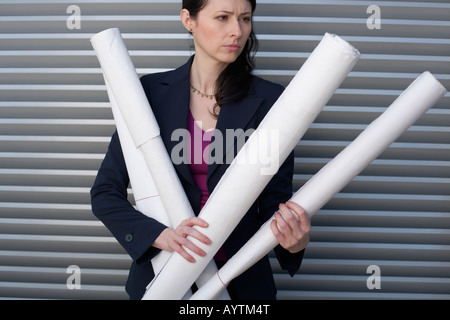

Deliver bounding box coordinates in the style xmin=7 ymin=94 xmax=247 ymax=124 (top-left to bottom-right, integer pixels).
xmin=0 ymin=0 xmax=448 ymax=300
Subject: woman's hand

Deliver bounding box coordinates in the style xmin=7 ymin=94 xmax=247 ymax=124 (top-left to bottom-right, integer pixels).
xmin=153 ymin=217 xmax=211 ymax=263
xmin=270 ymin=201 xmax=311 ymax=254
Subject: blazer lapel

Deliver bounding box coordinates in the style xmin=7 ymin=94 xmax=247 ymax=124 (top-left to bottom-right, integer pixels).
xmin=207 ymin=94 xmax=263 ymax=187
xmin=153 ymin=57 xmax=197 ymax=188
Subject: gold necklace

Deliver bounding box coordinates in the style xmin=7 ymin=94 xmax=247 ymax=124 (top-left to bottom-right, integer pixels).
xmin=190 ymin=84 xmax=215 ymax=100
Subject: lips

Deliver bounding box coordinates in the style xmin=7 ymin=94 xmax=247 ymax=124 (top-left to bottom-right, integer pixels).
xmin=224 ymin=44 xmax=240 ymax=52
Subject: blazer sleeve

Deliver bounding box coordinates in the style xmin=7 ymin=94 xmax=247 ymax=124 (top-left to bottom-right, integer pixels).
xmin=90 ymin=131 xmax=168 ymax=264
xmin=258 ymin=151 xmax=305 ymax=277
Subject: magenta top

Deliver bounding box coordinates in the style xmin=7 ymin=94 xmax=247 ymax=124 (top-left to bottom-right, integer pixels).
xmin=187 ymin=111 xmax=227 ymax=261
xmin=187 ymin=111 xmax=214 ymax=209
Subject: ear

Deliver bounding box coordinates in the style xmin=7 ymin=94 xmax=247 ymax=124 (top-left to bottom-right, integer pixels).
xmin=180 ymin=9 xmax=194 ymax=33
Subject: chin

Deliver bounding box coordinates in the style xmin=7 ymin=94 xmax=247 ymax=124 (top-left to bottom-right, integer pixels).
xmin=219 ymin=52 xmax=242 ymax=64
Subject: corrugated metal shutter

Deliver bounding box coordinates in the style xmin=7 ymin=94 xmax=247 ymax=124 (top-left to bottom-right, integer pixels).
xmin=0 ymin=0 xmax=449 ymax=300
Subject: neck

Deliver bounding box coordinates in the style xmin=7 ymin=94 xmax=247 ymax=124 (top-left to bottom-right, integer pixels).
xmin=190 ymin=54 xmax=227 ymax=95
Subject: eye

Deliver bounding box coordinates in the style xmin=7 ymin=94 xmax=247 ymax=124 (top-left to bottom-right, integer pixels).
xmin=217 ymin=15 xmax=228 ymax=21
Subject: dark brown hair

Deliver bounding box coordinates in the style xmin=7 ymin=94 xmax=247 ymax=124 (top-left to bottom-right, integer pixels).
xmin=182 ymin=0 xmax=258 ymax=116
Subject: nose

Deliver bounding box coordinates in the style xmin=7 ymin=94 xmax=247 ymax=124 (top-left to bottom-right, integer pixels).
xmin=230 ymin=18 xmax=243 ymax=39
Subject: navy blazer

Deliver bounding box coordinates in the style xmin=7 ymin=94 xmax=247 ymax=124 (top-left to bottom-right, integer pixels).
xmin=91 ymin=56 xmax=304 ymax=300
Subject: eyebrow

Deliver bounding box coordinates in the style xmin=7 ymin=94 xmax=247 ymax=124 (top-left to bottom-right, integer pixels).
xmin=216 ymin=10 xmax=252 ymax=15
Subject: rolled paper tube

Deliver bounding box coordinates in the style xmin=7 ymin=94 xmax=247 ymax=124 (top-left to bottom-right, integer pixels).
xmin=143 ymin=33 xmax=360 ymax=300
xmin=190 ymin=71 xmax=448 ymax=300
xmin=105 ymin=79 xmax=196 ymax=298
xmin=105 ymin=78 xmax=170 ymax=227
xmin=91 ymin=28 xmax=191 ymax=227
xmin=91 ymin=28 xmax=230 ymax=300
xmin=105 ymin=78 xmax=175 ymax=280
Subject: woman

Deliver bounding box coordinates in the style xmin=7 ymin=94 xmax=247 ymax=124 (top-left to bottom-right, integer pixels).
xmin=91 ymin=0 xmax=310 ymax=300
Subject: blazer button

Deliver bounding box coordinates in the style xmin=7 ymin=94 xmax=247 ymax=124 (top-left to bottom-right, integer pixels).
xmin=125 ymin=234 xmax=133 ymax=243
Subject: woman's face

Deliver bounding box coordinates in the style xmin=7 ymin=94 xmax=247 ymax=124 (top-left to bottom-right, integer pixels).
xmin=185 ymin=0 xmax=253 ymax=66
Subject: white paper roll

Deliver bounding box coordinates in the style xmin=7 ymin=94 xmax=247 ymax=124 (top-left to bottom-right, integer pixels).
xmin=91 ymin=28 xmax=229 ymax=300
xmin=105 ymin=79 xmax=185 ymax=296
xmin=105 ymin=79 xmax=170 ymax=226
xmin=190 ymin=71 xmax=448 ymax=300
xmin=143 ymin=33 xmax=360 ymax=300
xmin=91 ymin=28 xmax=192 ymax=227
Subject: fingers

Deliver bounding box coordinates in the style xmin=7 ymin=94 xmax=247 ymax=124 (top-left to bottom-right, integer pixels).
xmin=172 ymin=217 xmax=211 ymax=263
xmin=168 ymin=233 xmax=205 ymax=263
xmin=176 ymin=217 xmax=211 ymax=245
xmin=286 ymin=201 xmax=310 ymax=228
xmin=270 ymin=202 xmax=311 ymax=253
xmin=180 ymin=217 xmax=209 ymax=228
